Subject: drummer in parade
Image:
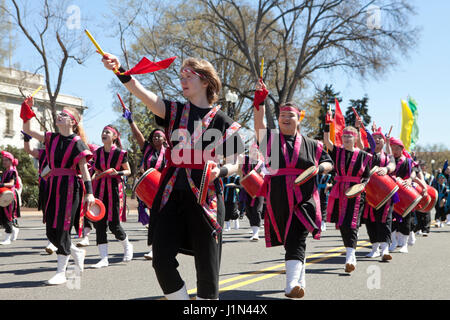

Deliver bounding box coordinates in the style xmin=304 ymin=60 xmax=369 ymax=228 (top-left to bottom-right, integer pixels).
xmin=254 ymin=79 xmax=333 ymax=298
xmin=22 ymin=99 xmax=94 ymax=285
xmin=90 ymin=125 xmax=133 ymax=268
xmin=22 ymin=128 xmax=58 ymax=254
xmin=386 ymin=137 xmax=424 ymax=254
xmin=123 ymin=106 xmax=168 ymax=260
xmin=324 ymin=111 xmax=372 ymax=273
xmin=356 ymin=122 xmax=396 ymax=261
xmin=0 ymin=151 xmax=21 ymax=245
xmin=102 ymin=52 xmax=243 ymax=300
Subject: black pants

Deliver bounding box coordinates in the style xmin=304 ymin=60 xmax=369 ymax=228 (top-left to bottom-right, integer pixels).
xmin=415 ymin=212 xmax=431 ymax=233
xmin=284 ymin=216 xmax=309 ymax=261
xmin=245 ymin=196 xmax=264 ymax=227
xmin=340 ymin=225 xmax=358 ymax=248
xmin=392 ymin=212 xmax=412 ymax=236
xmin=151 ymin=190 xmax=224 ymax=299
xmin=46 ymin=192 xmax=81 ymax=256
xmin=435 ymin=206 xmax=446 ymax=222
xmin=0 ymin=212 xmax=13 ymax=233
xmin=94 ymin=218 xmax=127 ymax=245
xmin=365 ymin=207 xmax=392 ymax=244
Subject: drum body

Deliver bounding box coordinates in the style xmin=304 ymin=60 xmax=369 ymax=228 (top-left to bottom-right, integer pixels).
xmin=365 ymin=168 xmax=399 ymax=210
xmin=134 ymin=168 xmax=161 ymax=209
xmin=240 ymin=170 xmax=264 ymax=199
xmin=418 ymin=186 xmax=438 ymax=213
xmin=198 ymin=161 xmax=215 ymax=205
xmin=393 ymin=178 xmax=423 ymax=217
xmin=412 ymin=183 xmax=431 ymax=212
xmin=85 ymin=198 xmax=106 ymax=222
xmin=0 ymin=187 xmax=14 ymax=207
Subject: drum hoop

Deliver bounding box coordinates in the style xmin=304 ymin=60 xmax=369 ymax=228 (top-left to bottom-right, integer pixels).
xmin=294 ymin=166 xmax=318 ymax=186
xmin=86 ymin=199 xmax=106 ymax=222
xmin=345 ymin=184 xmax=365 ymax=198
xmin=401 ymin=196 xmax=423 ymax=217
xmin=372 ymin=185 xmax=399 ymax=210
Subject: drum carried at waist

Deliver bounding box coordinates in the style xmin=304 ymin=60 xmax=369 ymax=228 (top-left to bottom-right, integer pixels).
xmin=240 ymin=169 xmax=264 ymax=199
xmin=345 ymin=183 xmax=366 ymax=198
xmin=365 ymin=166 xmax=399 ymax=210
xmin=412 ymin=182 xmax=431 ymax=212
xmin=417 ymin=185 xmax=438 ymax=213
xmin=41 ymin=165 xmax=51 ymax=181
xmin=134 ymin=168 xmax=162 ymax=209
xmin=85 ymin=198 xmax=106 ymax=222
xmin=294 ymin=166 xmax=319 ymax=186
xmin=393 ymin=178 xmax=423 ymax=217
xmin=0 ymin=187 xmax=14 ymax=207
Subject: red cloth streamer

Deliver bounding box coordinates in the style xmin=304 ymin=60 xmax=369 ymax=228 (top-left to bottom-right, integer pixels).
xmin=334 ymin=98 xmax=345 ymax=147
xmin=119 ymin=56 xmax=177 ymax=76
xmin=253 ymin=79 xmax=269 ymax=110
xmin=20 ymin=101 xmax=36 ymax=122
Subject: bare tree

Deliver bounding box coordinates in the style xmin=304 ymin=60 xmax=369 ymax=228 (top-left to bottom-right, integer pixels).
xmin=1 ymin=0 xmax=90 ymax=130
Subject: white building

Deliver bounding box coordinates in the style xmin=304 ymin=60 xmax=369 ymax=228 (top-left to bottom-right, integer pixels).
xmin=0 ymin=66 xmax=86 ymax=150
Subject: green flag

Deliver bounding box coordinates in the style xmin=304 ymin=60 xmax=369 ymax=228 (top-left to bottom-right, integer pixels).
xmin=408 ymin=96 xmax=419 ymax=150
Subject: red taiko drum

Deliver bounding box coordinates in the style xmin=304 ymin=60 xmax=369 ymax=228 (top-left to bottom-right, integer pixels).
xmin=85 ymin=198 xmax=106 ymax=222
xmin=418 ymin=186 xmax=438 ymax=213
xmin=393 ymin=178 xmax=423 ymax=217
xmin=412 ymin=183 xmax=431 ymax=212
xmin=0 ymin=187 xmax=14 ymax=207
xmin=240 ymin=170 xmax=264 ymax=199
xmin=365 ymin=167 xmax=399 ymax=210
xmin=134 ymin=168 xmax=161 ymax=209
xmin=198 ymin=161 xmax=216 ymax=206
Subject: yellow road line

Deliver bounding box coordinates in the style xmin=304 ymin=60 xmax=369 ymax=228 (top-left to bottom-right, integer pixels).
xmin=187 ymin=241 xmax=371 ymax=295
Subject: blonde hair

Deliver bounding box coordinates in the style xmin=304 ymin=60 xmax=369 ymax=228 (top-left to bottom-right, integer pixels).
xmin=181 ymin=58 xmax=222 ymax=105
xmin=64 ymin=106 xmax=88 ymax=145
xmin=343 ymin=126 xmax=358 ymax=135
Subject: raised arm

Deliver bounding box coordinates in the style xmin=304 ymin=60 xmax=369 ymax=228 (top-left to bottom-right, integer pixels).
xmin=21 ymin=97 xmax=45 ymax=143
xmin=102 ymin=53 xmax=166 ymax=119
xmin=323 ymin=109 xmax=334 ymax=153
xmin=253 ymin=79 xmax=268 ymax=145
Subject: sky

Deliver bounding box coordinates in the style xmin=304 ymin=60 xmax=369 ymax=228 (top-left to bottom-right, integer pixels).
xmin=6 ymin=0 xmax=450 ymax=149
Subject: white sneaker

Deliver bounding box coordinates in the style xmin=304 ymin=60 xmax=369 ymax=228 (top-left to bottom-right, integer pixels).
xmin=45 ymin=241 xmax=58 ymax=254
xmin=47 ymin=255 xmax=70 ymax=285
xmin=399 ymin=234 xmax=409 ymax=253
xmin=321 ymin=221 xmax=327 ymax=232
xmin=224 ymin=221 xmax=231 ymax=232
xmin=0 ymin=233 xmax=12 ymax=245
xmin=121 ymin=237 xmax=133 ymax=262
xmin=144 ymin=249 xmax=153 ymax=260
xmin=380 ymin=242 xmax=392 ymax=261
xmin=11 ymin=226 xmax=19 ymax=241
xmin=389 ymin=232 xmax=398 ymax=252
xmin=285 ymin=260 xmax=305 ymax=298
xmin=92 ymin=244 xmax=109 ymax=269
xmin=250 ymin=226 xmax=259 ymax=241
xmin=70 ymin=244 xmax=86 ymax=273
xmin=366 ymin=243 xmax=381 ymax=258
xmin=408 ymin=231 xmax=416 ymax=246
xmin=345 ymin=248 xmax=356 ymax=273
xmin=233 ymin=219 xmax=240 ymax=230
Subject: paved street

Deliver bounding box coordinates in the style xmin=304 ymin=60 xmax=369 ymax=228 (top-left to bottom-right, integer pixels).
xmin=1 ymin=209 xmax=450 ymax=301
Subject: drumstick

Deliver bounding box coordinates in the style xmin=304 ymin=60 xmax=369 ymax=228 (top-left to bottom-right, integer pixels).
xmin=388 ymin=125 xmax=393 ymax=137
xmin=85 ymin=29 xmax=120 ymax=74
xmin=31 ymin=86 xmax=43 ymax=98
xmin=260 ymin=58 xmax=264 ymax=78
xmin=352 ymin=107 xmax=365 ymax=129
xmin=117 ymin=93 xmax=129 ymax=112
xmin=85 ymin=29 xmax=105 ymax=57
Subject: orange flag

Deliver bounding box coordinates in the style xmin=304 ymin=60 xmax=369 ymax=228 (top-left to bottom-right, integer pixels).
xmin=334 ymin=98 xmax=345 ymax=147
